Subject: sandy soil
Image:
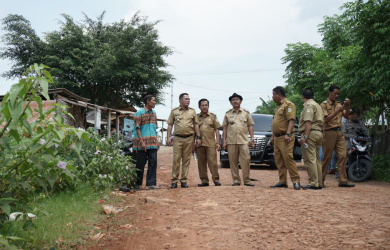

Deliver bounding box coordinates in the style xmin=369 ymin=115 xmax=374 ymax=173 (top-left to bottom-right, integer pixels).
xmin=89 ymin=146 xmax=390 ymax=249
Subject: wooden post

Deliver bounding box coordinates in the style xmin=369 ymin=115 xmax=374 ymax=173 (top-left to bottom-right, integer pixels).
xmin=107 ymin=110 xmax=111 ymax=138
xmin=94 ymin=106 xmax=98 ymax=134
xmin=116 ymin=113 xmax=120 ymax=139
xmin=161 ymin=121 xmax=165 ymax=145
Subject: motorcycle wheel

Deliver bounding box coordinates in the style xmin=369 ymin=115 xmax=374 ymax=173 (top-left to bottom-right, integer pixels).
xmin=348 ymin=159 xmax=372 ymax=182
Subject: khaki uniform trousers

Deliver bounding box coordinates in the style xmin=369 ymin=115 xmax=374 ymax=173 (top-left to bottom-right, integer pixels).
xmin=227 ymin=144 xmax=251 ymax=184
xmin=171 ymin=136 xmax=193 ymax=183
xmin=301 ymin=131 xmax=323 ymax=187
xmin=322 ymin=130 xmax=348 ymax=184
xmin=196 ymin=146 xmax=220 ymax=183
xmin=274 ymin=135 xmax=300 ymax=185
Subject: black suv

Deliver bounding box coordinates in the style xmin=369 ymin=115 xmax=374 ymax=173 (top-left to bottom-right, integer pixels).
xmin=219 ymin=114 xmax=302 ymax=168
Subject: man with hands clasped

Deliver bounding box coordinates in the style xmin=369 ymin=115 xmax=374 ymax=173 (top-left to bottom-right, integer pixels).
xmin=222 ymin=93 xmax=255 ymax=187
xmin=195 ymin=99 xmax=222 ymax=187
xmin=320 ymin=85 xmax=355 ymax=188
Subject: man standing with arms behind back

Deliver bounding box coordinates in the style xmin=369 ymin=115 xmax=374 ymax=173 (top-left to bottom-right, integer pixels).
xmin=196 ymin=99 xmax=222 ymax=187
xmin=222 ymin=93 xmax=255 ymax=187
xmin=321 ymin=85 xmax=355 ymax=188
xmin=270 ymin=86 xmax=301 ymax=190
xmin=298 ymin=88 xmax=324 ymax=189
xmin=166 ymin=93 xmax=201 ymax=188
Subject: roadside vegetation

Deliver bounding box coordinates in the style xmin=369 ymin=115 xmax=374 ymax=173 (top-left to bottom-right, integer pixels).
xmin=255 ymin=0 xmax=390 ymax=182
xmin=0 ymin=65 xmax=137 ymax=248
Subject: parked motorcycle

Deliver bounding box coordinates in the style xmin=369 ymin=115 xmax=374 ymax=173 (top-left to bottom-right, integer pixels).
xmin=119 ymin=131 xmax=136 ymax=157
xmin=346 ymin=129 xmax=372 ymax=182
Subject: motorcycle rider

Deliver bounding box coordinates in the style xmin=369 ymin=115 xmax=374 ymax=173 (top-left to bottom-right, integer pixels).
xmin=342 ymin=109 xmax=369 ymax=152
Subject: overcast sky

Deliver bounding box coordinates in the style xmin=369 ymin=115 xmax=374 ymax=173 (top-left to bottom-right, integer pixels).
xmin=0 ymin=0 xmax=349 ymax=128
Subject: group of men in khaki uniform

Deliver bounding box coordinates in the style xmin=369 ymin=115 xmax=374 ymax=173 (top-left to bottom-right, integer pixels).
xmin=271 ymin=86 xmax=355 ymax=190
xmin=166 ymin=92 xmax=255 ymax=188
xmin=166 ymin=85 xmax=356 ymax=189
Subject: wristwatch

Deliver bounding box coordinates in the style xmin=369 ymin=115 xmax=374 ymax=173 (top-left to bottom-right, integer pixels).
xmin=196 ymin=136 xmax=202 ymax=140
xmin=286 ymin=133 xmax=291 ymax=137
xmin=303 ymin=135 xmax=307 ymax=139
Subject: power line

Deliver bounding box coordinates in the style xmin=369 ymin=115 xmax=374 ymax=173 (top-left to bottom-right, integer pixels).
xmin=176 ymin=82 xmax=269 ymax=93
xmin=174 ymin=68 xmax=284 ymax=76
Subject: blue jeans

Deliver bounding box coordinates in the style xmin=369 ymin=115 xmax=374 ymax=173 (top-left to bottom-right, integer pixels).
xmin=135 ymin=149 xmax=157 ymax=186
xmin=328 ymin=151 xmax=337 ymax=171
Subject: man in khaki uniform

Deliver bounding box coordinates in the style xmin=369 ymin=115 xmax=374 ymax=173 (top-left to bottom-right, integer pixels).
xmin=270 ymin=86 xmax=301 ymax=190
xmin=321 ymin=85 xmax=355 ymax=188
xmin=196 ymin=99 xmax=222 ymax=187
xmin=167 ymin=93 xmax=201 ymax=188
xmin=222 ymin=93 xmax=255 ymax=186
xmin=298 ymin=88 xmax=324 ymax=189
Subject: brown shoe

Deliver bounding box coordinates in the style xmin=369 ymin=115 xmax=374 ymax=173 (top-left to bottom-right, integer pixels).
xmin=327 ymin=169 xmax=335 ymax=174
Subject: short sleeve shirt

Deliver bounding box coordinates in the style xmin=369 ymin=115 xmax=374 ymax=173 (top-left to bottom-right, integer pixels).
xmin=342 ymin=119 xmax=368 ymax=139
xmin=272 ymin=98 xmax=296 ymax=134
xmin=222 ymin=108 xmax=255 ymax=145
xmin=133 ymin=107 xmax=158 ymax=150
xmin=197 ymin=112 xmax=221 ymax=147
xmin=320 ymin=98 xmax=345 ymax=130
xmin=167 ymin=106 xmax=198 ymax=136
xmin=298 ymin=99 xmax=324 ymax=133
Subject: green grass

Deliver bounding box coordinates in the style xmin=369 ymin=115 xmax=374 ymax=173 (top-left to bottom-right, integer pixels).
xmin=372 ymin=154 xmax=390 ymax=182
xmin=2 ymin=183 xmax=110 ymax=248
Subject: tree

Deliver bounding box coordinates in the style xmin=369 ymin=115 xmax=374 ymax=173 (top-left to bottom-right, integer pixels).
xmin=281 ymin=0 xmax=390 ymax=153
xmin=254 ymin=97 xmax=276 ymax=115
xmin=1 ymin=12 xmax=174 ymax=108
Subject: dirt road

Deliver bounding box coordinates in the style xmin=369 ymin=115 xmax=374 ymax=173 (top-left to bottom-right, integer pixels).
xmin=92 ymin=146 xmax=390 ymax=249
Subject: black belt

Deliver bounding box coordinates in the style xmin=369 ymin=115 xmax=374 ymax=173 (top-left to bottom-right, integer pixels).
xmin=174 ymin=134 xmax=193 ymax=138
xmin=325 ymin=127 xmax=341 ymax=131
xmin=310 ymin=129 xmax=323 ymax=132
xmin=274 ymin=133 xmax=286 ymax=137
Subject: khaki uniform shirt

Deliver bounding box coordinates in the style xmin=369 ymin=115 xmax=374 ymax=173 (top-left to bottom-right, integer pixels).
xmin=167 ymin=106 xmax=199 ymax=136
xmin=272 ymin=98 xmax=296 ymax=134
xmin=320 ymin=98 xmax=345 ymax=130
xmin=222 ymin=108 xmax=255 ymax=145
xmin=197 ymin=112 xmax=221 ymax=147
xmin=298 ymin=99 xmax=324 ymax=133
xmin=342 ymin=119 xmax=368 ymax=140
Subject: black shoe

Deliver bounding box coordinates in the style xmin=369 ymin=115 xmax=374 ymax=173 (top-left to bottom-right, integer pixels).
xmin=338 ymin=183 xmax=355 ymax=188
xmin=270 ymin=183 xmax=288 ymax=188
xmin=232 ymin=183 xmax=240 ymax=186
xmin=181 ymin=182 xmax=189 ymax=188
xmin=293 ymin=182 xmax=301 ymax=190
xmin=170 ymin=183 xmax=178 ymax=189
xmin=197 ymin=182 xmax=209 ymax=187
xmin=214 ymin=182 xmax=222 ymax=186
xmin=244 ymin=183 xmax=254 ymax=187
xmin=304 ymin=185 xmax=320 ymax=190
xmin=134 ymin=185 xmax=141 ymax=190
xmin=119 ymin=186 xmax=131 ymax=192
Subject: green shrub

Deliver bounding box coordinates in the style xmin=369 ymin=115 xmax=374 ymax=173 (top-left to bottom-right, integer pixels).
xmin=372 ymin=154 xmax=390 ymax=182
xmin=0 ymin=64 xmax=137 ymax=248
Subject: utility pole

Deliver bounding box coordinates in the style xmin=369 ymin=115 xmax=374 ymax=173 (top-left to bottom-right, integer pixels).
xmin=171 ymin=82 xmax=173 ymax=111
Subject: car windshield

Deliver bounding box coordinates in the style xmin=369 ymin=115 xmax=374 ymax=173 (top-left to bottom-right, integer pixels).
xmin=251 ymin=115 xmax=273 ymax=132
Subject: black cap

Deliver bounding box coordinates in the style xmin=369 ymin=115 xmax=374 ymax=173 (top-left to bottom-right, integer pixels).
xmin=349 ymin=108 xmax=356 ymax=114
xmin=229 ymin=93 xmax=243 ymax=101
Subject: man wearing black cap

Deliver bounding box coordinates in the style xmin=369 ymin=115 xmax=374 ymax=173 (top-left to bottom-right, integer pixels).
xmin=222 ymin=93 xmax=255 ymax=186
xmin=342 ymin=109 xmax=368 ymax=152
